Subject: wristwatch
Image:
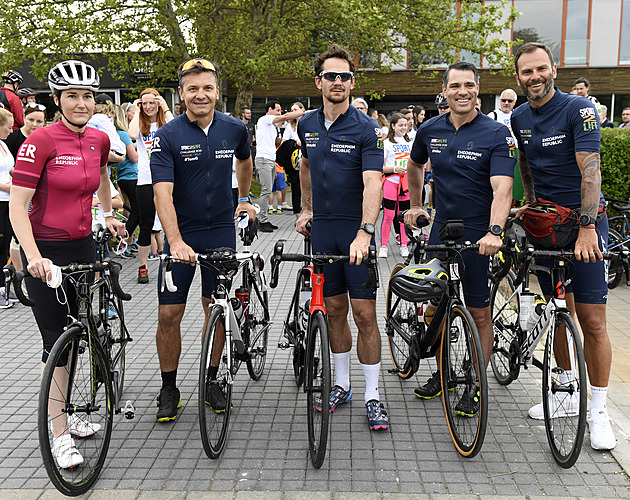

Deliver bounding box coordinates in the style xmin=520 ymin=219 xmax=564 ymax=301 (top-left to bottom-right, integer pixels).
xmin=102 ymin=210 xmax=115 ymax=218
xmin=488 ymin=224 xmax=503 ymax=236
xmin=579 ymin=214 xmax=597 ymax=226
xmin=359 ymin=223 xmax=375 ymax=235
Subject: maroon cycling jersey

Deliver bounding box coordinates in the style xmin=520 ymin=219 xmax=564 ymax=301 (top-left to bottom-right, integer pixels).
xmin=12 ymin=121 xmax=110 ymax=241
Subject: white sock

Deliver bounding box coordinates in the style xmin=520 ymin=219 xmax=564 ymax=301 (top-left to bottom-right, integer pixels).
xmin=590 ymin=385 xmax=608 ymax=412
xmin=362 ymin=362 xmax=380 ymax=403
xmin=332 ymin=351 xmax=351 ymax=391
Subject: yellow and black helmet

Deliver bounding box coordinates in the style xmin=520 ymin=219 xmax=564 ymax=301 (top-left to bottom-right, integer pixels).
xmin=389 ymin=259 xmax=448 ymax=302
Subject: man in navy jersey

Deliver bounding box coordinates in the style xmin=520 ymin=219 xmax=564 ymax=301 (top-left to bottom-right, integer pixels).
xmin=511 ymin=42 xmax=616 ymax=450
xmin=151 ymin=59 xmax=256 ymax=422
xmin=404 ymin=61 xmax=514 ymax=414
xmin=296 ymin=44 xmax=388 ymax=431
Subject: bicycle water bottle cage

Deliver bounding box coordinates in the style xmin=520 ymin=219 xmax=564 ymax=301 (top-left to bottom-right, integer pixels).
xmin=438 ymin=219 xmax=465 ymax=243
xmin=389 ymin=258 xmax=448 ymax=302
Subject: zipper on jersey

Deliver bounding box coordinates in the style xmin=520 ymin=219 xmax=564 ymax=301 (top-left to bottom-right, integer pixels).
xmin=79 ymin=131 xmax=87 ymax=236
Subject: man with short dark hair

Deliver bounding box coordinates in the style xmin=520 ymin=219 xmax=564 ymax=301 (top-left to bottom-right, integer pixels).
xmin=240 ymin=106 xmax=255 ymax=157
xmin=0 ymin=70 xmax=24 ymax=130
xmin=512 ymin=42 xmax=616 ymax=450
xmin=255 ymin=100 xmax=304 ymax=232
xmin=297 ymin=43 xmax=388 ymax=431
xmin=405 ymin=61 xmax=514 ymax=412
xmin=619 ymin=107 xmax=630 ymax=129
xmin=574 ymin=77 xmax=601 ymax=110
xmin=151 ymin=58 xmax=257 ymax=422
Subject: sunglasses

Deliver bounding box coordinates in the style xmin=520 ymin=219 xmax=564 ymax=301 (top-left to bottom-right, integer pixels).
xmin=181 ymin=58 xmax=216 ymax=72
xmin=25 ymin=102 xmax=46 ymax=111
xmin=501 ymin=99 xmax=515 ymax=103
xmin=318 ymin=70 xmax=354 ymax=82
xmin=438 ymin=104 xmax=450 ymax=109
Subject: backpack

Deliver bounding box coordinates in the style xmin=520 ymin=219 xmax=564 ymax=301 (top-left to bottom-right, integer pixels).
xmin=0 ymin=90 xmax=11 ymax=112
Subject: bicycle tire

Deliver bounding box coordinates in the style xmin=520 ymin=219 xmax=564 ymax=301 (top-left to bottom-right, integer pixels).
xmin=199 ymin=306 xmax=232 ymax=459
xmin=105 ymin=295 xmax=126 ymax=403
xmin=306 ymin=310 xmax=331 ymax=468
xmin=39 ymin=325 xmax=113 ymax=496
xmin=607 ymin=228 xmax=625 ymax=289
xmin=441 ymin=303 xmax=488 ymax=458
xmin=542 ymin=310 xmax=587 ymax=468
xmin=489 ymin=270 xmax=520 ymax=385
xmin=245 ymin=272 xmax=269 ymax=381
xmin=386 ymin=263 xmax=417 ymax=379
xmin=288 ymin=271 xmax=308 ymax=387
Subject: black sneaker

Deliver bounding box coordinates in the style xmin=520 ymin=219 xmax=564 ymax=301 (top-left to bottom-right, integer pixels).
xmin=205 ymin=380 xmax=227 ymax=413
xmin=259 ymin=222 xmax=275 ymax=233
xmin=138 ymin=266 xmax=149 ymax=284
xmin=455 ymin=387 xmax=480 ymax=417
xmin=413 ymin=370 xmax=456 ymax=399
xmin=268 ymin=221 xmax=278 ymax=229
xmin=156 ymin=386 xmax=181 ymax=422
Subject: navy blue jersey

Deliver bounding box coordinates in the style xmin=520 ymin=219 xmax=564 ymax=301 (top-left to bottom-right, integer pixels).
xmin=410 ymin=111 xmax=515 ymax=231
xmin=511 ymin=89 xmax=601 ymax=209
xmin=297 ymin=106 xmax=383 ymax=221
xmin=150 ymin=111 xmax=250 ymax=234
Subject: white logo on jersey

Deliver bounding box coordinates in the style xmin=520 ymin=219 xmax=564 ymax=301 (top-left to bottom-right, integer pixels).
xmin=579 ymin=107 xmax=595 ymax=118
xmin=152 ymin=136 xmax=161 ymax=153
xmin=17 ymin=143 xmax=36 ymax=163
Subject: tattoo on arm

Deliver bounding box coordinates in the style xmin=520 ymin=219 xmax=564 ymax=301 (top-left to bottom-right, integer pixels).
xmin=575 ymin=151 xmax=601 ymax=218
xmin=518 ymin=151 xmax=535 ymax=203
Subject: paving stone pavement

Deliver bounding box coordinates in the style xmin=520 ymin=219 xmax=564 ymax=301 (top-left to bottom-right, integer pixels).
xmin=0 ymin=211 xmax=629 ymax=498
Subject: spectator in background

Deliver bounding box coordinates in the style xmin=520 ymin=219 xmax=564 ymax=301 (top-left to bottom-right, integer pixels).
xmin=17 ymin=88 xmax=37 ymax=107
xmin=574 ymin=77 xmax=600 ymax=106
xmin=619 ymin=107 xmax=630 ymax=129
xmin=377 ymin=113 xmax=389 ymax=136
xmin=412 ymin=105 xmax=425 ymax=131
xmin=436 ymin=92 xmax=450 ymax=114
xmin=241 ymin=106 xmax=256 ymax=157
xmin=398 ymin=108 xmax=415 ymax=139
xmin=5 ymin=103 xmax=46 ymax=159
xmin=368 ymin=108 xmax=378 ymax=121
xmin=599 ymin=105 xmax=614 ymax=128
xmin=0 ymin=108 xmax=14 ymax=307
xmin=351 ymin=98 xmax=368 ymax=113
xmin=487 ymin=89 xmax=517 ymax=131
xmin=0 ymin=70 xmax=24 ymax=130
xmin=475 ymin=97 xmax=482 ymax=110
xmin=173 ymin=102 xmax=182 ymax=116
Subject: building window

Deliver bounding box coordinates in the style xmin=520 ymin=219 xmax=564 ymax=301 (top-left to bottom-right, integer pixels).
xmin=513 ymin=0 xmax=563 ymax=65
xmin=621 ymin=0 xmax=630 ymax=64
xmin=564 ymin=0 xmax=589 ymax=65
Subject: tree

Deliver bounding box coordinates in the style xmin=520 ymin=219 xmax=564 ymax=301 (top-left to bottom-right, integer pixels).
xmin=0 ymin=0 xmax=517 ymax=111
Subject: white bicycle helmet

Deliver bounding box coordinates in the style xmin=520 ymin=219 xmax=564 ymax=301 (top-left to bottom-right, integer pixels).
xmin=48 ymin=60 xmax=100 ymax=92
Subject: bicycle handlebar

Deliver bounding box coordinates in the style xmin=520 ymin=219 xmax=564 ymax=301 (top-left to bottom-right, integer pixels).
xmin=269 ymin=241 xmax=377 ymax=290
xmin=395 ymin=210 xmax=430 ymax=229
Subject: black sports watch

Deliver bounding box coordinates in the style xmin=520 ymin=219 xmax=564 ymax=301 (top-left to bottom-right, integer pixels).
xmin=359 ymin=223 xmax=375 ymax=235
xmin=579 ymin=214 xmax=597 ymax=227
xmin=488 ymin=224 xmax=503 ymax=236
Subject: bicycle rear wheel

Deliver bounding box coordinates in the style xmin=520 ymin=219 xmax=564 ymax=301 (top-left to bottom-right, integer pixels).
xmin=386 ymin=263 xmax=417 ymax=379
xmin=607 ymin=228 xmax=625 ymax=289
xmin=489 ymin=270 xmax=520 ymax=385
xmin=285 ymin=270 xmax=308 ymax=386
xmin=39 ymin=326 xmax=114 ymax=496
xmin=199 ymin=306 xmax=232 ymax=459
xmin=245 ymin=274 xmax=269 ymax=380
xmin=441 ymin=303 xmax=488 ymax=458
xmin=543 ymin=311 xmax=587 ymax=468
xmin=306 ymin=310 xmax=331 ymax=468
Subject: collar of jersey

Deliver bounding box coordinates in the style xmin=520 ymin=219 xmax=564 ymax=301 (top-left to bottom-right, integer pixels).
xmin=528 ymin=87 xmax=563 ymax=115
xmin=316 ymin=104 xmax=355 ymax=128
xmin=181 ymin=109 xmax=223 ymax=129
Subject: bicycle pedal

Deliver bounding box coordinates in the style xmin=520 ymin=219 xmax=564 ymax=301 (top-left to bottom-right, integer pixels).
xmin=387 ymin=368 xmax=400 ymax=374
xmin=123 ymin=401 xmax=135 ymax=419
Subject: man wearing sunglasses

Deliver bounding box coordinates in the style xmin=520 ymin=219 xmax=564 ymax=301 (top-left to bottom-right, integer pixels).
xmin=296 ymin=44 xmax=389 ymax=431
xmin=150 ymin=58 xmax=257 ymax=422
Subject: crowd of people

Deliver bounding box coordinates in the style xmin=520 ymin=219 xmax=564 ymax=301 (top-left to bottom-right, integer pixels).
xmin=0 ymin=40 xmax=620 ymax=469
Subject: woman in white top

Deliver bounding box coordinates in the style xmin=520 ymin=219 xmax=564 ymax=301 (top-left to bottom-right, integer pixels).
xmin=0 ymin=109 xmax=14 ymax=305
xmin=282 ymin=101 xmax=304 ymax=145
xmin=281 ymin=102 xmax=305 ymax=216
xmin=128 ymin=88 xmax=173 ymax=283
xmin=379 ymin=112 xmax=413 ymax=258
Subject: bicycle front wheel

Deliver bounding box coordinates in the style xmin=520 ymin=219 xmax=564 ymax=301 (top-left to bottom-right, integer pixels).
xmin=441 ymin=304 xmax=488 ymax=458
xmin=105 ymin=296 xmax=126 ymax=403
xmin=543 ymin=311 xmax=587 ymax=468
xmin=489 ymin=270 xmax=520 ymax=385
xmin=245 ymin=275 xmax=269 ymax=381
xmin=386 ymin=263 xmax=417 ymax=379
xmin=39 ymin=326 xmax=114 ymax=496
xmin=199 ymin=306 xmax=232 ymax=459
xmin=306 ymin=310 xmax=331 ymax=468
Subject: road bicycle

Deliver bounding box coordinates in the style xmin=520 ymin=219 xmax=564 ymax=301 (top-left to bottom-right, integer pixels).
xmin=160 ymin=214 xmax=270 ymax=459
xmin=3 ymin=226 xmax=134 ymax=496
xmin=490 ymin=237 xmax=620 ymax=468
xmin=385 ymin=216 xmax=488 ymax=458
xmin=270 ymin=240 xmax=377 ymax=468
xmin=604 ymin=196 xmax=630 ymax=289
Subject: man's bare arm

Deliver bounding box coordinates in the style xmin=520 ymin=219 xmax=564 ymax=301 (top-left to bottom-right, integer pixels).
xmin=518 ymin=150 xmax=536 ymax=204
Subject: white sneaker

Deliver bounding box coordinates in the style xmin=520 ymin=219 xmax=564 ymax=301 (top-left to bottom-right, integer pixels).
xmin=280 ymin=202 xmax=293 ymax=210
xmin=379 ymin=246 xmax=388 ymax=258
xmin=400 ymin=246 xmax=409 ymax=258
xmin=587 ymin=408 xmax=616 ymax=450
xmin=0 ymin=289 xmax=13 ymax=309
xmin=52 ymin=434 xmax=83 ymax=469
xmin=68 ymin=413 xmax=101 ymax=438
xmin=527 ymin=393 xmax=579 ymax=420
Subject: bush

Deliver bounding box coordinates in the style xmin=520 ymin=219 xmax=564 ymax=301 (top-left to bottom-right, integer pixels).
xmin=601 ymin=128 xmax=630 ymax=203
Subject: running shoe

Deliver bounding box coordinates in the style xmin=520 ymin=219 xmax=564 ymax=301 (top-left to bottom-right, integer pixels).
xmin=276 ymin=208 xmax=283 ymax=214
xmin=400 ymin=246 xmax=409 ymax=258
xmin=68 ymin=413 xmax=101 ymax=438
xmin=379 ymin=246 xmax=388 ymax=258
xmin=52 ymin=434 xmax=83 ymax=469
xmin=129 ymin=242 xmax=139 ymax=252
xmin=205 ymin=380 xmax=228 ymax=413
xmin=259 ymin=222 xmax=275 ymax=233
xmin=108 ymin=303 xmax=118 ymax=320
xmin=0 ymin=289 xmax=14 ymax=309
xmin=527 ymin=393 xmax=579 ymax=420
xmin=314 ymin=385 xmax=352 ymax=413
xmin=455 ymin=387 xmax=480 ymax=417
xmin=138 ymin=266 xmax=149 ymax=284
xmin=588 ymin=408 xmax=616 ymax=450
xmin=156 ymin=386 xmax=181 ymax=422
xmin=268 ymin=208 xmax=276 ymax=214
xmin=119 ymin=248 xmax=135 ymax=259
xmin=280 ymin=202 xmax=293 ymax=210
xmin=147 ymin=252 xmax=159 ymax=261
xmin=365 ymin=400 xmax=389 ymax=431
xmin=413 ymin=371 xmax=456 ymax=399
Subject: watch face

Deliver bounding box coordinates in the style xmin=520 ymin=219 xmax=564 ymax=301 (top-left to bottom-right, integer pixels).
xmin=579 ymin=214 xmax=595 ymax=226
xmin=362 ymin=223 xmax=375 ymax=235
xmin=490 ymin=225 xmax=502 ymax=236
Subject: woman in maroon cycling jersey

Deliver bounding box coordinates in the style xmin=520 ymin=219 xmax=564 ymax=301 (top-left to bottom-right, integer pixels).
xmin=9 ymin=60 xmax=125 ymax=469
xmin=128 ymin=88 xmax=173 ymax=284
